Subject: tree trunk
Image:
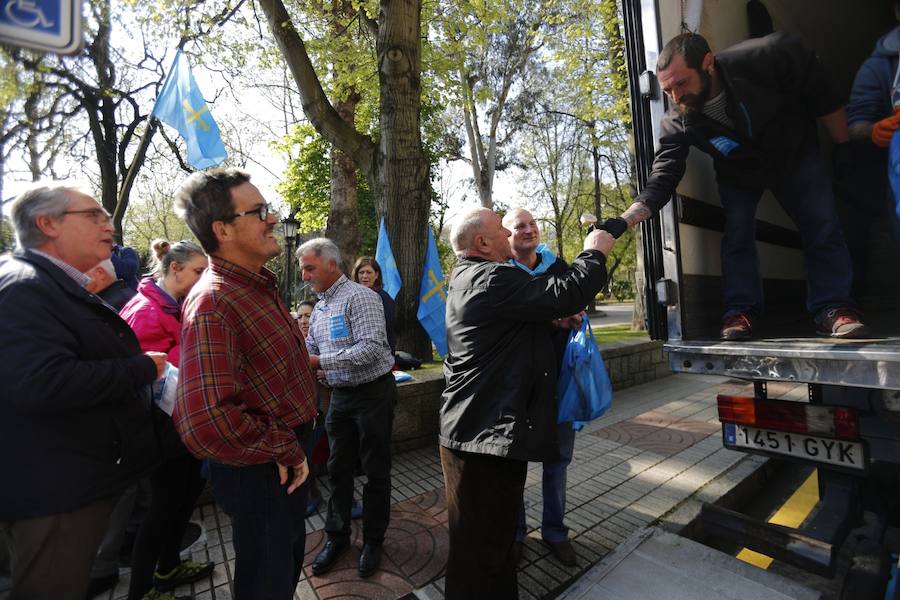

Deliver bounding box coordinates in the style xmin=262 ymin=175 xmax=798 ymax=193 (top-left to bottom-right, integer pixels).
xmin=261 ymin=0 xmax=432 ymax=357
xmin=326 ymin=97 xmax=361 ymax=272
xmin=378 ymin=0 xmax=433 ymax=359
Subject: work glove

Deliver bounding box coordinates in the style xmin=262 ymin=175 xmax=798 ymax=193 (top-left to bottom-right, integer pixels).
xmin=871 ymin=107 xmax=900 ymax=147
xmin=597 ymin=217 xmax=629 ymax=239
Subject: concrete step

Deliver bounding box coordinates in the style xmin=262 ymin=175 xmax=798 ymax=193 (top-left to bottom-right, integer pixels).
xmin=558 ymin=526 xmax=821 ymax=600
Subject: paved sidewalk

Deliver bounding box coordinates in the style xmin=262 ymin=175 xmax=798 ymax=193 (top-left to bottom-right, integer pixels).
xmin=95 ymin=373 xmax=777 ymax=600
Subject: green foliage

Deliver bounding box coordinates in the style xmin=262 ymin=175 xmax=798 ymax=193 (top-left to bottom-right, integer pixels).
xmin=0 ymin=216 xmax=14 ymax=252
xmin=593 ymin=323 xmax=647 ymax=344
xmin=273 ymin=123 xmax=379 ymax=251
xmin=273 ymin=124 xmax=331 ymax=233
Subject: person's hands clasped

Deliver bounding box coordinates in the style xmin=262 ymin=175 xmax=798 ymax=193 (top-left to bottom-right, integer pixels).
xmin=872 ymin=107 xmax=900 ymax=147
xmin=556 ymin=312 xmax=585 ymax=330
xmin=145 ymin=351 xmax=168 ymax=379
xmin=584 ymin=229 xmax=616 ymax=256
xmin=277 ymin=458 xmax=309 ymax=494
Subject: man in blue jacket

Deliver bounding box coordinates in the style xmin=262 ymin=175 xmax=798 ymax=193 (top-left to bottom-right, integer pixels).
xmin=0 ymin=184 xmax=165 ymax=599
xmin=439 ymin=207 xmax=614 ymax=599
xmin=600 ymin=32 xmax=867 ymax=341
xmin=503 ymin=208 xmax=581 ymax=568
xmin=843 ymin=2 xmax=900 ymax=294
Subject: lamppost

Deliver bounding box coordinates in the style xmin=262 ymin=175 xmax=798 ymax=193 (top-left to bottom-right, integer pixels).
xmin=281 ymin=214 xmax=300 ymax=307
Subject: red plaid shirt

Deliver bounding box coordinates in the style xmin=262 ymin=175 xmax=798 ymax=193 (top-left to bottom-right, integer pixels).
xmin=174 ymin=256 xmax=317 ymax=466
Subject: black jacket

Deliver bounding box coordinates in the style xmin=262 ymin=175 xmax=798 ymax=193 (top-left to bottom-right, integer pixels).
xmin=639 ymin=32 xmax=843 ymax=212
xmin=100 ymin=279 xmax=138 ymax=312
xmin=439 ymin=250 xmax=607 ymax=462
xmin=0 ymin=250 xmax=160 ymax=519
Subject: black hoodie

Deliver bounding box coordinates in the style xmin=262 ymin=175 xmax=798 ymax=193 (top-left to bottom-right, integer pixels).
xmin=638 ymin=32 xmax=843 ymax=212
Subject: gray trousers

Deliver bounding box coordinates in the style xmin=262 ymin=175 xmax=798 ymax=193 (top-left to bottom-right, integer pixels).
xmin=1 ymin=497 xmax=115 ymax=600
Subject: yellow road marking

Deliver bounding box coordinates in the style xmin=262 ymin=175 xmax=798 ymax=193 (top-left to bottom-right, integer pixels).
xmin=736 ymin=469 xmax=819 ymax=569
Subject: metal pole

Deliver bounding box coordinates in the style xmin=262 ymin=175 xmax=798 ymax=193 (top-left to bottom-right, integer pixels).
xmin=282 ymin=238 xmax=293 ymax=307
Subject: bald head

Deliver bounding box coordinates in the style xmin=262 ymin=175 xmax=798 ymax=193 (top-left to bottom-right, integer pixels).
xmin=501 ymin=207 xmax=531 ymax=229
xmin=450 ymin=207 xmax=513 ymax=261
xmin=503 ymin=207 xmax=541 ymax=261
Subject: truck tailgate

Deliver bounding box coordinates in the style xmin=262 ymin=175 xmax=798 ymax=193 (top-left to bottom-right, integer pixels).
xmin=665 ymin=338 xmax=900 ymax=389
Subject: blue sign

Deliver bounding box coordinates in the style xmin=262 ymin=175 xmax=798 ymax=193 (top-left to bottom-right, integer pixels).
xmin=0 ymin=0 xmax=82 ymax=55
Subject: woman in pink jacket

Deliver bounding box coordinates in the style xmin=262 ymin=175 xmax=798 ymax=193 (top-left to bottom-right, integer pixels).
xmin=119 ymin=239 xmax=210 ymax=600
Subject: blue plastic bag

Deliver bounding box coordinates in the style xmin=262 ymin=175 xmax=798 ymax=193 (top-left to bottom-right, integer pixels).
xmin=557 ymin=316 xmax=613 ymax=428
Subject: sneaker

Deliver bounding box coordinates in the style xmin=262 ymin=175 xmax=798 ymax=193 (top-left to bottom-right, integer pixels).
xmin=720 ymin=313 xmax=752 ymax=340
xmin=816 ymin=307 xmax=870 ymax=338
xmin=139 ymin=590 xmax=190 ymax=600
xmin=545 ymin=539 xmax=577 ymax=567
xmin=153 ymin=559 xmax=215 ymax=591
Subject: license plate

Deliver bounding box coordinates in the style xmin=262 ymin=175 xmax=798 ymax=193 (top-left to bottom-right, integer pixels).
xmin=723 ymin=423 xmax=865 ymax=471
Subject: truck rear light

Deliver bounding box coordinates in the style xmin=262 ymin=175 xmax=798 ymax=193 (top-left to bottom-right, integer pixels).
xmin=833 ymin=408 xmax=858 ymax=439
xmin=717 ymin=395 xmax=755 ymax=424
xmin=716 ymin=394 xmax=859 ymax=441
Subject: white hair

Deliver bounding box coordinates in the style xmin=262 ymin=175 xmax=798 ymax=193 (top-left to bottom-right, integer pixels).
xmin=296 ymin=237 xmax=342 ymax=267
xmin=450 ymin=207 xmax=492 ymax=256
xmin=96 ymin=259 xmax=116 ymax=278
xmin=10 ymin=182 xmax=92 ymax=248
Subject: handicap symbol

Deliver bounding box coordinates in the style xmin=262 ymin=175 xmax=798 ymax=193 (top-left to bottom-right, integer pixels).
xmin=4 ymin=0 xmax=55 ymax=29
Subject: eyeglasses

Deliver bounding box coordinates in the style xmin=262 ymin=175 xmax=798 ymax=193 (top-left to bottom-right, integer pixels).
xmin=63 ymin=208 xmax=112 ymax=225
xmin=226 ymin=203 xmax=275 ymax=222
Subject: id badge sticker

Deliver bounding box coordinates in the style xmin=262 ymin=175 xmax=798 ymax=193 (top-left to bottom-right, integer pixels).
xmin=329 ymin=314 xmax=349 ymax=340
xmin=710 ymin=135 xmax=740 ymax=156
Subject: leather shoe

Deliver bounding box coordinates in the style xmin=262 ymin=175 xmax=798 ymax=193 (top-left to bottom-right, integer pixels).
xmin=85 ymin=573 xmax=118 ymax=599
xmin=311 ymin=538 xmax=349 ymax=576
xmin=358 ymin=543 xmax=382 ymax=578
xmin=546 ymin=539 xmax=577 ymax=567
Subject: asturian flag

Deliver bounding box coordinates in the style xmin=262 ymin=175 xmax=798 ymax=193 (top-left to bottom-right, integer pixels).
xmin=417 ymin=226 xmax=448 ymax=357
xmin=375 ymin=217 xmax=402 ymax=299
xmin=152 ymin=50 xmax=227 ymax=169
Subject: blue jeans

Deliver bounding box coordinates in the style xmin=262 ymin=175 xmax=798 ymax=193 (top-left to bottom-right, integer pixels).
xmin=719 ymin=145 xmax=855 ymax=319
xmin=209 ymin=426 xmax=310 ymax=600
xmin=516 ymin=422 xmax=576 ymax=543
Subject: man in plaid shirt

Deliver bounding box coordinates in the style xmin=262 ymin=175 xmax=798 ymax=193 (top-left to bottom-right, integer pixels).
xmin=298 ymin=238 xmax=396 ymax=579
xmin=172 ymin=169 xmax=317 ymax=599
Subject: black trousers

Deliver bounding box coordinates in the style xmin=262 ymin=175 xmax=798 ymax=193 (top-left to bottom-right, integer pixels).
xmin=2 ymin=496 xmax=115 ymax=600
xmin=324 ymin=372 xmax=396 ymax=545
xmin=128 ymin=455 xmax=205 ymax=600
xmin=440 ymin=446 xmax=528 ymax=600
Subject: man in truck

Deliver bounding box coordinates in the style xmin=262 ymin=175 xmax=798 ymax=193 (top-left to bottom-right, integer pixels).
xmin=599 ymin=32 xmax=869 ymax=341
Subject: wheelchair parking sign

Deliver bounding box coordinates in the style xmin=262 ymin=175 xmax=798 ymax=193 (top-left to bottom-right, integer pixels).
xmin=0 ymin=0 xmax=82 ymax=55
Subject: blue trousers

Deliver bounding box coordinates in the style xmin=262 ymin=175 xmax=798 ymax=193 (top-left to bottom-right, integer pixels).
xmin=719 ymin=145 xmax=855 ymax=319
xmin=209 ymin=426 xmax=310 ymax=600
xmin=516 ymin=422 xmax=576 ymax=543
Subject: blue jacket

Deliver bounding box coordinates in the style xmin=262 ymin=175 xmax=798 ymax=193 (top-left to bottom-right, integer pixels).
xmin=0 ymin=251 xmax=160 ymax=519
xmin=847 ymin=26 xmax=900 ymax=127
